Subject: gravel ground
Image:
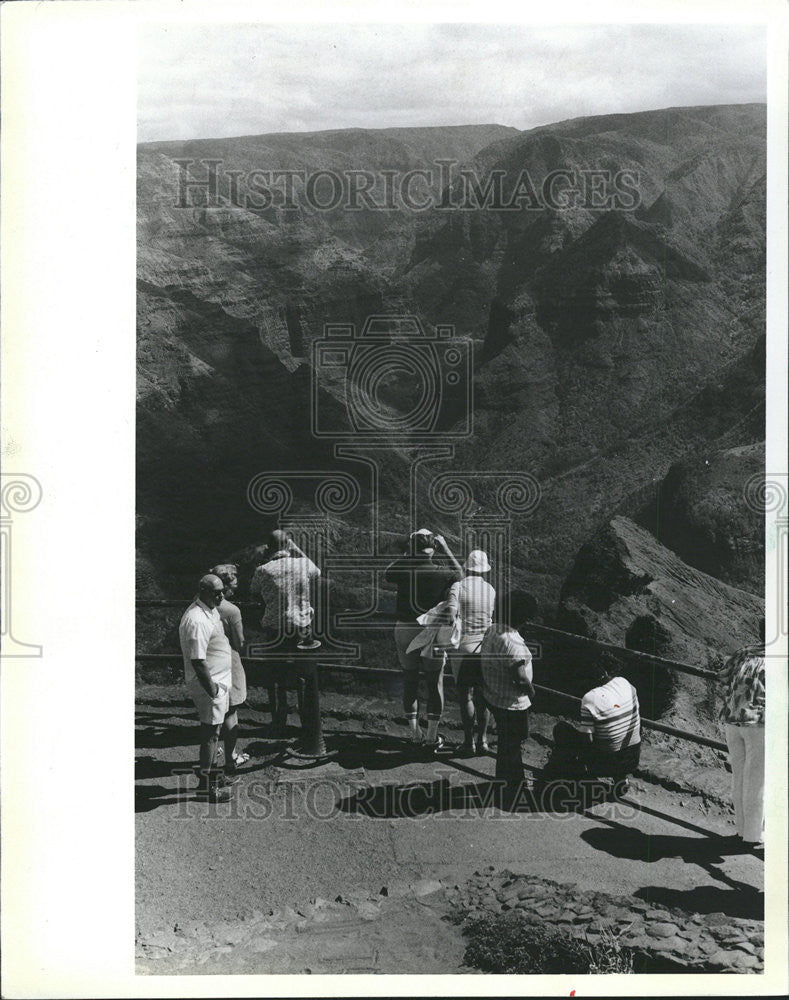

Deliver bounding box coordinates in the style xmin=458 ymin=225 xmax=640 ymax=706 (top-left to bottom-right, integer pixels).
xmin=136 ymin=683 xmax=762 ymax=974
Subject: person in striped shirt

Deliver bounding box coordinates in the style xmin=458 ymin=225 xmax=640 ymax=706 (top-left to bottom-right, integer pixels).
xmin=552 ymin=653 xmax=641 ymax=797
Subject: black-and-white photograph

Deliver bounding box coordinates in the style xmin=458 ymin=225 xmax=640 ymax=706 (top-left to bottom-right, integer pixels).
xmin=131 ymin=24 xmax=786 ymax=975
xmin=132 ymin=17 xmax=781 ymax=980
xmin=1 ymin=3 xmax=787 ymax=995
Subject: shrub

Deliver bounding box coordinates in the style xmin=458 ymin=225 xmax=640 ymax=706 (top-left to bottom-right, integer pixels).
xmin=463 ymin=912 xmax=634 ymax=975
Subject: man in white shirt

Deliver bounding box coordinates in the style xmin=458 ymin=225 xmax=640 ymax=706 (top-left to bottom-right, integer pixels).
xmin=178 ymin=573 xmax=239 ymax=801
xmin=552 ymin=654 xmax=641 ymax=797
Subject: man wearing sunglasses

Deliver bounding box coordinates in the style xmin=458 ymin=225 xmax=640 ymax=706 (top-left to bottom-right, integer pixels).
xmin=178 ymin=573 xmax=239 ymax=801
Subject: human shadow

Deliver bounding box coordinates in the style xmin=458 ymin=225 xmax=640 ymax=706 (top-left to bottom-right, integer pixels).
xmin=136 ymin=783 xmax=187 ymax=813
xmin=580 ymin=815 xmax=763 ymax=917
xmin=580 ymin=823 xmax=752 ymax=867
xmin=135 ymin=755 xmax=196 ymax=781
xmin=328 ymin=730 xmax=465 ymax=774
xmin=239 ymin=730 xmax=491 ymax=779
xmin=337 ymin=774 xmax=620 ymax=819
xmin=135 ymin=720 xmax=201 ymax=750
xmin=135 ymin=697 xmax=194 ymax=710
xmin=633 ymin=884 xmax=764 ymax=921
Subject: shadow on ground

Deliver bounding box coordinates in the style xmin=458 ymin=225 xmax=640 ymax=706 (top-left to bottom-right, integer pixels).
xmin=634 ymin=884 xmax=763 ymax=920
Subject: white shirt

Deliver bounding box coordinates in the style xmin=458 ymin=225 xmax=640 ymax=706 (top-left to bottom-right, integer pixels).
xmin=178 ymin=598 xmax=232 ymax=687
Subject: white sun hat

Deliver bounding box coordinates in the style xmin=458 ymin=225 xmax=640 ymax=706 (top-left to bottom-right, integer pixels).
xmin=464 ymin=549 xmax=491 ymax=573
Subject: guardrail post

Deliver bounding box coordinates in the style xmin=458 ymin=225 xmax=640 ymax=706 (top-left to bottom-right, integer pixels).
xmin=289 ymin=640 xmax=328 ymax=759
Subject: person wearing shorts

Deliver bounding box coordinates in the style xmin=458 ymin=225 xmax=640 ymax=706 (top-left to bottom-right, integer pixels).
xmin=178 ymin=574 xmax=239 ymax=801
xmin=385 ymin=529 xmax=461 ymax=750
xmin=210 ymin=563 xmax=249 ymax=770
xmin=446 ymin=550 xmax=495 ymax=755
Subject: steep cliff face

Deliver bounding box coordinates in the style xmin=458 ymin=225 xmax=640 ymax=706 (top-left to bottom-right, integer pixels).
xmin=637 ymin=443 xmax=765 ymax=595
xmin=137 ymin=105 xmax=765 ymax=626
xmin=554 ymin=515 xmax=763 ymax=735
xmin=557 ymin=516 xmax=763 ymax=660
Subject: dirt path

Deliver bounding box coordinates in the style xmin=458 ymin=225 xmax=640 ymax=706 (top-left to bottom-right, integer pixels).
xmin=136 ymin=685 xmax=762 ymax=973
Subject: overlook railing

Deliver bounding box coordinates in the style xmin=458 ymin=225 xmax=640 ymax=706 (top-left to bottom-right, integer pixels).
xmin=135 ymin=601 xmax=727 ymax=753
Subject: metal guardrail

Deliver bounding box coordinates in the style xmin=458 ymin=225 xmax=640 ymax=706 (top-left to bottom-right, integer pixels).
xmin=134 ymin=650 xmax=727 ymax=753
xmin=135 ymin=601 xmax=719 ymax=680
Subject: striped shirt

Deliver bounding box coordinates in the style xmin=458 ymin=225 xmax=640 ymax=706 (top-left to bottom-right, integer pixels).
xmin=446 ymin=576 xmax=496 ymax=646
xmin=579 ymin=676 xmax=640 ymax=751
xmin=718 ymin=644 xmax=765 ymax=726
xmin=480 ymin=624 xmax=533 ymax=711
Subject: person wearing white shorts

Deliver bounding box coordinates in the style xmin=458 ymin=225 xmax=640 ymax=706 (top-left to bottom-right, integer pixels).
xmin=179 ymin=574 xmax=239 ymax=801
xmin=210 ymin=563 xmax=250 ymax=771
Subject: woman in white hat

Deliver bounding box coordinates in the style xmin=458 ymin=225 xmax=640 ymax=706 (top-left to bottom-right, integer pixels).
xmin=446 ymin=549 xmax=496 ymax=755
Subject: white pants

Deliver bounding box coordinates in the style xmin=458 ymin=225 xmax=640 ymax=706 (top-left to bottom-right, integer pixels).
xmin=725 ymin=723 xmax=765 ymax=843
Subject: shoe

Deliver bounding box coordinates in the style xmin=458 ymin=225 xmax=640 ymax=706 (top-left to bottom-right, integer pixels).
xmin=232 ymin=750 xmax=250 ymax=765
xmin=216 ymin=771 xmax=240 ymax=787
xmin=609 ymin=779 xmax=631 ymax=800
xmin=206 ymin=785 xmax=233 ymax=803
xmin=196 ymin=782 xmax=234 ymax=802
xmin=475 ymin=740 xmax=490 ymax=755
xmin=457 ymin=742 xmax=475 ymax=758
xmin=423 ymin=735 xmax=445 ymax=754
xmin=224 ymin=756 xmax=249 ymax=776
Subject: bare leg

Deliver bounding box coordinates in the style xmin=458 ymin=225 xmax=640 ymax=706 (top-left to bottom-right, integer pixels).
xmin=222 ymin=708 xmax=238 ymax=764
xmin=198 ymin=723 xmax=221 ymax=786
xmin=458 ymin=682 xmax=475 ymax=746
xmin=425 ymin=668 xmax=445 ymax=743
xmin=403 ymin=670 xmax=420 ymax=716
xmin=475 ymin=691 xmax=490 ymax=747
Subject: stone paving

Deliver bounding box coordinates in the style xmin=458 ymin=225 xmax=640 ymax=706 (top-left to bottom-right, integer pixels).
xmin=137 ymin=867 xmax=764 ymax=975
xmin=449 ymin=868 xmax=765 ymax=973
